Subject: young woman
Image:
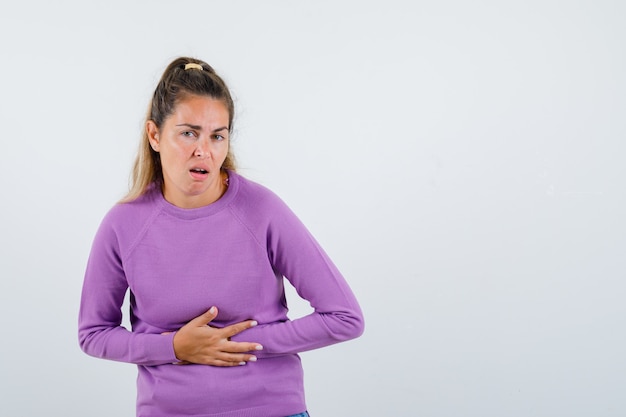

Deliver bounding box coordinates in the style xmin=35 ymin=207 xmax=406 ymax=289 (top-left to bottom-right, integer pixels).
xmin=78 ymin=57 xmax=364 ymax=417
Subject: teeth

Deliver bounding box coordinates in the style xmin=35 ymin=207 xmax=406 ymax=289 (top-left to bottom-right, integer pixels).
xmin=191 ymin=169 xmax=207 ymax=173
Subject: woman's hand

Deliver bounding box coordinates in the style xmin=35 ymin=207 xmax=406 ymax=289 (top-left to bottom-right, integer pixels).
xmin=171 ymin=306 xmax=263 ymax=366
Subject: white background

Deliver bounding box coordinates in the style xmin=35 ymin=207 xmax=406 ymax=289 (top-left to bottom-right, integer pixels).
xmin=1 ymin=1 xmax=625 ymax=416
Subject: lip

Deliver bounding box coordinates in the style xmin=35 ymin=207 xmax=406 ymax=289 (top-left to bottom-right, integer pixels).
xmin=189 ymin=165 xmax=210 ymax=180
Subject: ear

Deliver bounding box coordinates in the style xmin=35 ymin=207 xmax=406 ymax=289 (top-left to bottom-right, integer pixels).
xmin=146 ymin=120 xmax=160 ymax=152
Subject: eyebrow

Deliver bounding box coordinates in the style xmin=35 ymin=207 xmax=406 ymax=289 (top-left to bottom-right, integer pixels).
xmin=175 ymin=123 xmax=229 ymax=132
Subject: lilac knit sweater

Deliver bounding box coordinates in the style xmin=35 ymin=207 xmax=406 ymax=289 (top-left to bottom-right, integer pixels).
xmin=78 ymin=171 xmax=364 ymax=417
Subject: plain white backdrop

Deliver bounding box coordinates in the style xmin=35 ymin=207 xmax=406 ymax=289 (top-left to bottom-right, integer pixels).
xmin=1 ymin=1 xmax=625 ymax=416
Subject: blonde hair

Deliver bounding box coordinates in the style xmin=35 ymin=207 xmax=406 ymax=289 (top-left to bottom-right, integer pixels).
xmin=122 ymin=57 xmax=236 ymax=203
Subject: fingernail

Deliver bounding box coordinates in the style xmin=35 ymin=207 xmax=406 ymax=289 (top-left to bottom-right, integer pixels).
xmin=250 ymin=320 xmax=258 ymax=327
xmin=238 ymin=361 xmax=246 ymax=366
xmin=249 ymin=356 xmax=257 ymax=362
xmin=255 ymin=345 xmax=264 ymax=351
xmin=209 ymin=306 xmax=216 ymax=314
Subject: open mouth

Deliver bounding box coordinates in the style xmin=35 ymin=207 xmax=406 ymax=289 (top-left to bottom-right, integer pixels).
xmin=190 ymin=168 xmax=208 ymax=174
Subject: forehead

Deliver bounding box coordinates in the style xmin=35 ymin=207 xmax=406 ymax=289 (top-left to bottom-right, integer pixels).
xmin=168 ymin=94 xmax=230 ymax=126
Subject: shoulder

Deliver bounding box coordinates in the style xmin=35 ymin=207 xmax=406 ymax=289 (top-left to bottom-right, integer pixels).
xmin=231 ymin=172 xmax=290 ymax=213
xmin=229 ymin=172 xmax=305 ymax=234
xmin=95 ymin=186 xmax=162 ymax=248
xmin=106 ymin=187 xmax=160 ymax=226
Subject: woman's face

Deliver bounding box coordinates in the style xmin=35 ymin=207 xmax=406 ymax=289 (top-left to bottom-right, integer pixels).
xmin=147 ymin=95 xmax=230 ymax=209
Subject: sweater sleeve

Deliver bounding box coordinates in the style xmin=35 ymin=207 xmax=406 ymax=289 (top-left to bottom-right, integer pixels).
xmin=78 ymin=211 xmax=178 ymax=366
xmin=231 ymin=194 xmax=365 ymax=356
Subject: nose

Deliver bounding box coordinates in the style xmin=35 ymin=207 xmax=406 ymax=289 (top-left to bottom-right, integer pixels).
xmin=194 ymin=137 xmax=210 ymax=158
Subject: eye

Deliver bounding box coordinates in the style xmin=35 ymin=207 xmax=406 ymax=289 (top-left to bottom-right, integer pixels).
xmin=213 ymin=134 xmax=227 ymax=141
xmin=181 ymin=131 xmax=197 ymax=139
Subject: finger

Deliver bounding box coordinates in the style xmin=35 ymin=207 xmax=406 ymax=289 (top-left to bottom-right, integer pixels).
xmin=187 ymin=306 xmax=218 ymax=327
xmin=221 ymin=319 xmax=258 ymax=339
xmin=206 ymin=358 xmax=252 ymax=367
xmin=224 ymin=341 xmax=264 ymax=353
xmin=209 ymin=353 xmax=258 ymax=366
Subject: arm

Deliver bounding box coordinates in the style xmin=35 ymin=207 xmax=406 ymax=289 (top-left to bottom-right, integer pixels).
xmin=78 ymin=216 xmax=177 ymax=366
xmin=78 ymin=214 xmax=259 ymax=367
xmin=230 ymin=196 xmax=365 ymax=356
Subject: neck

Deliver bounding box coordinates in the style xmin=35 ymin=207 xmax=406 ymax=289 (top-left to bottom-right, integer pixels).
xmin=163 ymin=171 xmax=229 ymax=209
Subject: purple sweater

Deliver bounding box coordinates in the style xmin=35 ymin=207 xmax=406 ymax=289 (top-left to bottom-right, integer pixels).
xmin=78 ymin=171 xmax=364 ymax=417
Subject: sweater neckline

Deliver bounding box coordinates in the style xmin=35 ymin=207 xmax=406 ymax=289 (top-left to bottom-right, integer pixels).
xmin=156 ymin=170 xmax=239 ymax=220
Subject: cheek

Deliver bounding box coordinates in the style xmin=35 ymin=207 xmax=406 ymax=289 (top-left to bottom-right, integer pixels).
xmin=218 ymin=142 xmax=230 ymax=160
xmin=159 ymin=145 xmax=187 ymax=172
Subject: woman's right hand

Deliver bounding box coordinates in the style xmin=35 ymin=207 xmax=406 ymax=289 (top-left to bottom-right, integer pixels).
xmin=171 ymin=306 xmax=263 ymax=366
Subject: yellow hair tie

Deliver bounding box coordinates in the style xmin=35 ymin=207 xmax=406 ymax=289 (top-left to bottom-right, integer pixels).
xmin=184 ymin=63 xmax=203 ymax=71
